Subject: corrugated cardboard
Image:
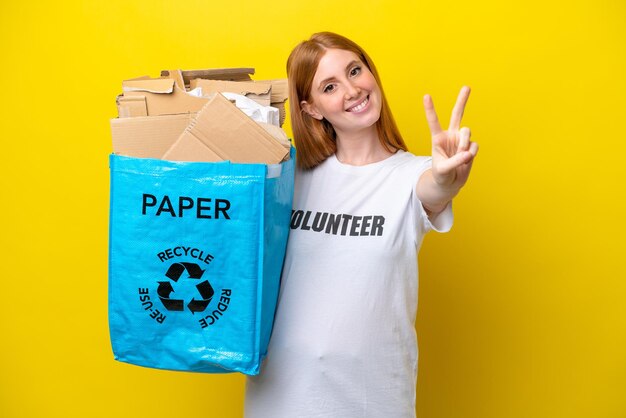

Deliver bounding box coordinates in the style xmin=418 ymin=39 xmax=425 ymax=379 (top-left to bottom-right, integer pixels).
xmin=123 ymin=77 xmax=175 ymax=93
xmin=119 ymin=77 xmax=210 ymax=117
xmin=160 ymin=129 xmax=222 ymax=162
xmin=158 ymin=69 xmax=287 ymax=125
xmin=162 ymin=69 xmax=186 ymax=91
xmin=117 ymin=70 xmax=288 ymax=126
xmin=111 ymin=113 xmax=196 ymax=158
xmin=163 ymin=93 xmax=289 ymax=164
xmin=258 ymin=122 xmax=291 ymax=150
xmin=112 ymin=68 xmax=291 ymax=162
xmin=266 ymin=78 xmax=288 ymax=103
xmin=265 ymin=78 xmax=288 ymax=126
xmin=189 ymin=79 xmax=272 ymax=106
xmin=116 ymin=96 xmax=148 ymax=118
xmin=161 ymin=68 xmax=255 ymax=87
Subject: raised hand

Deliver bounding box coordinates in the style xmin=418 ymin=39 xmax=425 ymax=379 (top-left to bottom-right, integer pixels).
xmin=423 ymin=86 xmax=479 ymax=191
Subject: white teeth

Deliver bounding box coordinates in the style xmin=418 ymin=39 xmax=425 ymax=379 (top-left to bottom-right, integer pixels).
xmin=348 ymin=96 xmax=368 ymax=112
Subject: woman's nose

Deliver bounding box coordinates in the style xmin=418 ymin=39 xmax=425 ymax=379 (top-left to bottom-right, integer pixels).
xmin=344 ymin=82 xmax=361 ymax=100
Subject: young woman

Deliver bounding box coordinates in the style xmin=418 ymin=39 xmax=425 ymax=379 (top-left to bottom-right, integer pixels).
xmin=244 ymin=32 xmax=478 ymax=418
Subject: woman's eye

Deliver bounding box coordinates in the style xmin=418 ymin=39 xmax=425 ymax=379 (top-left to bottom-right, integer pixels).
xmin=350 ymin=66 xmax=361 ymax=77
xmin=323 ymin=84 xmax=335 ymax=93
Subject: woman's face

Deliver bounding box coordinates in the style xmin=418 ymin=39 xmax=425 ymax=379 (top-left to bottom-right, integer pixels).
xmin=303 ymin=48 xmax=382 ymax=137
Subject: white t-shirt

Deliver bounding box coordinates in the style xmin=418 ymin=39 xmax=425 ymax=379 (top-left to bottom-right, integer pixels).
xmin=244 ymin=150 xmax=453 ymax=418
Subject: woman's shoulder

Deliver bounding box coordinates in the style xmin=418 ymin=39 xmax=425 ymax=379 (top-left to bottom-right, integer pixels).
xmin=393 ymin=149 xmax=432 ymax=170
xmin=294 ymin=150 xmax=431 ymax=180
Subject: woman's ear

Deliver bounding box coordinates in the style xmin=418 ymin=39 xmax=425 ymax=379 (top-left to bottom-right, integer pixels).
xmin=300 ymin=100 xmax=324 ymax=120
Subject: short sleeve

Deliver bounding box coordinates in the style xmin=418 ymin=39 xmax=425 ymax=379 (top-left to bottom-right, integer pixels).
xmin=412 ymin=157 xmax=454 ymax=237
xmin=419 ymin=199 xmax=453 ymax=233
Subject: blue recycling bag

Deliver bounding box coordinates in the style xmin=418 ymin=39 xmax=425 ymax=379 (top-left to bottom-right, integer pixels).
xmin=108 ymin=148 xmax=295 ymax=375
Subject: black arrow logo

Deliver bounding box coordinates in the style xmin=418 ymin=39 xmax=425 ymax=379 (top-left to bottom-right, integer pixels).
xmin=157 ymin=281 xmax=184 ymax=311
xmin=187 ymin=280 xmax=214 ymax=314
xmin=159 ymin=262 xmax=214 ymax=313
xmin=165 ymin=262 xmax=205 ymax=281
xmin=196 ymin=280 xmax=215 ymax=300
xmin=188 ymin=298 xmax=211 ymax=314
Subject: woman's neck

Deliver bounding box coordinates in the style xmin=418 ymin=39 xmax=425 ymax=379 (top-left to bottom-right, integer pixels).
xmin=334 ymin=126 xmax=395 ymax=166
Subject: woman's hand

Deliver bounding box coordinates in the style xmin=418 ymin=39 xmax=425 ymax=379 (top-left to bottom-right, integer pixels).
xmin=423 ymin=86 xmax=479 ymax=192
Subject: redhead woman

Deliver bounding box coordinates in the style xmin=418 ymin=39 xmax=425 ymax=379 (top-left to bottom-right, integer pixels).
xmin=244 ymin=32 xmax=478 ymax=418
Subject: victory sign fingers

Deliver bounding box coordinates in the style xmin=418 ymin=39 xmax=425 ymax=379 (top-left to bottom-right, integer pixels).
xmin=422 ymin=94 xmax=442 ymax=136
xmin=422 ymin=86 xmax=478 ymax=188
xmin=422 ymin=86 xmax=471 ymax=137
xmin=449 ymin=86 xmax=471 ymax=132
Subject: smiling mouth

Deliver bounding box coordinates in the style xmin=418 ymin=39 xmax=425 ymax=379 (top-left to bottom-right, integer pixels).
xmin=346 ymin=95 xmax=369 ymax=113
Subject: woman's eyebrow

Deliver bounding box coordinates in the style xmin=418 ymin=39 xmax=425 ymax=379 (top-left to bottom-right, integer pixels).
xmin=318 ymin=60 xmax=361 ymax=90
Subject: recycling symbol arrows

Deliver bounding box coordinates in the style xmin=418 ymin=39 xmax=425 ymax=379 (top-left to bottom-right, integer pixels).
xmin=157 ymin=262 xmax=215 ymax=314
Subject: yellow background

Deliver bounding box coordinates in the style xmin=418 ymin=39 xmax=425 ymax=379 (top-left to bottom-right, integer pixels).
xmin=1 ymin=0 xmax=624 ymax=417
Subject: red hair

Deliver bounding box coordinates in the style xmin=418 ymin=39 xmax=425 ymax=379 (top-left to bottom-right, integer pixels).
xmin=287 ymin=32 xmax=407 ymax=170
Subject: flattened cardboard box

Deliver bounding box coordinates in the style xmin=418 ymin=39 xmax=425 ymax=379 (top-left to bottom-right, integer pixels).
xmin=111 ymin=113 xmax=196 ymax=159
xmin=163 ymin=93 xmax=289 ymax=164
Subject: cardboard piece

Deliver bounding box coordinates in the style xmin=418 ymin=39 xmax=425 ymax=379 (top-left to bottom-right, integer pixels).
xmin=119 ymin=78 xmax=211 ymax=117
xmin=159 ymin=69 xmax=288 ymax=125
xmin=117 ymin=69 xmax=289 ymax=126
xmin=111 ymin=113 xmax=196 ymax=158
xmin=162 ymin=68 xmax=255 ymax=87
xmin=266 ymin=78 xmax=288 ymax=103
xmin=160 ymin=129 xmax=222 ymax=162
xmin=162 ymin=69 xmax=186 ymax=91
xmin=264 ymin=78 xmax=288 ymax=126
xmin=116 ymin=96 xmax=147 ymax=118
xmin=190 ymin=79 xmax=272 ymax=106
xmin=258 ymin=122 xmax=291 ymax=150
xmin=163 ymin=93 xmax=289 ymax=164
xmin=123 ymin=78 xmax=175 ymax=93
